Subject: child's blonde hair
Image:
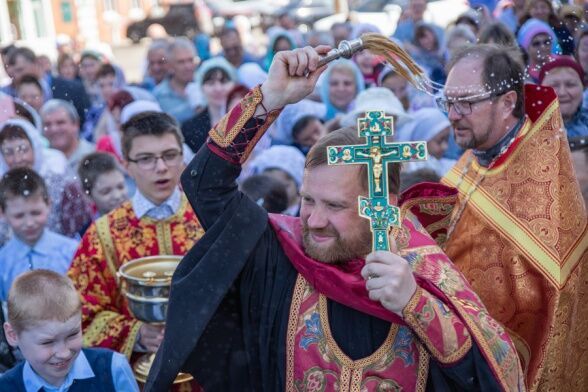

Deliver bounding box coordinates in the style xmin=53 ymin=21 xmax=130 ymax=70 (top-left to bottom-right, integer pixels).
xmin=7 ymin=269 xmax=81 ymax=334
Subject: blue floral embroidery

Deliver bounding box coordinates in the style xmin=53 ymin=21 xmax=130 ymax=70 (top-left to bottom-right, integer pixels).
xmin=433 ymin=297 xmax=452 ymax=317
xmin=392 ymin=326 xmax=416 ymax=367
xmin=403 ymin=252 xmax=418 ymax=266
xmin=300 ymin=312 xmax=323 ymax=350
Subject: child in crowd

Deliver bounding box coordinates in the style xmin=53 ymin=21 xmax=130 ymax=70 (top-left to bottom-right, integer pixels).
xmin=291 ymin=115 xmax=327 ymax=154
xmin=15 ymin=74 xmax=45 ymax=113
xmin=78 ymin=152 xmax=129 ymax=222
xmin=399 ymin=108 xmax=456 ymax=177
xmin=0 ymin=269 xmax=139 ymax=391
xmin=240 ymin=174 xmax=289 ymax=213
xmin=0 ymin=168 xmax=78 ymax=301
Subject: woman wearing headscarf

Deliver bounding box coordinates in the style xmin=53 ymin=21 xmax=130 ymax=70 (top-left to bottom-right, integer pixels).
xmin=247 ymin=145 xmax=306 ymax=216
xmin=272 ymin=99 xmax=326 ymax=145
xmin=408 ymin=22 xmax=447 ymax=86
xmin=517 ymin=18 xmax=559 ymax=82
xmin=340 ymin=87 xmax=413 ymax=138
xmin=575 ymin=27 xmax=588 ymax=85
xmin=181 ymin=57 xmax=237 ymax=153
xmin=397 ymin=108 xmax=456 ymax=176
xmin=237 ymin=62 xmax=268 ymax=89
xmin=519 ymin=0 xmax=574 ymax=55
xmin=263 ymin=29 xmax=297 ymax=72
xmin=350 ymin=23 xmax=384 ymax=88
xmin=539 ymin=56 xmax=588 ymax=137
xmin=444 ymin=25 xmax=477 ymax=63
xmin=319 ymin=59 xmax=365 ymax=126
xmin=0 ymin=119 xmax=92 ymax=238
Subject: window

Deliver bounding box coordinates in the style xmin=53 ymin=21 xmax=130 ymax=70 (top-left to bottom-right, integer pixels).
xmin=104 ymin=0 xmax=116 ymax=11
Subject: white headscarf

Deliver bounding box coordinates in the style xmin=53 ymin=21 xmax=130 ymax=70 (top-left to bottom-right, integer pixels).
xmin=400 ymin=108 xmax=455 ymax=176
xmin=402 ymin=108 xmax=450 ymax=142
xmin=237 ymin=63 xmax=268 ymax=89
xmin=120 ymin=100 xmax=163 ymax=124
xmin=272 ymin=100 xmax=326 ymax=145
xmin=340 ymin=87 xmax=412 ymax=129
xmin=192 ymin=57 xmax=238 ymax=108
xmin=0 ymin=118 xmax=68 ymax=177
xmin=248 ymin=145 xmax=306 ymax=187
xmin=124 ymin=85 xmax=157 ymax=102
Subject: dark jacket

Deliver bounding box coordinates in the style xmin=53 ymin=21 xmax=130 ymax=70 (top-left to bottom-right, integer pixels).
xmin=181 ymin=108 xmax=212 ymax=153
xmin=49 ymin=75 xmax=91 ymax=125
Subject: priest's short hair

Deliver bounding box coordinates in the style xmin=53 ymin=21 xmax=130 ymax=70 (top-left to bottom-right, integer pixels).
xmin=305 ymin=127 xmax=401 ymax=195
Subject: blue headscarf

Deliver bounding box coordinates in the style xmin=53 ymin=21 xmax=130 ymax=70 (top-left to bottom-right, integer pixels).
xmin=319 ymin=59 xmax=365 ymax=121
xmin=193 ymin=57 xmax=237 ymax=106
xmin=517 ymin=18 xmax=560 ymax=55
xmin=264 ymin=29 xmax=297 ymax=71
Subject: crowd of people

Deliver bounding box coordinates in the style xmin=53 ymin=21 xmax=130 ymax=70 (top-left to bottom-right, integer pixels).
xmin=0 ymin=0 xmax=586 ymax=390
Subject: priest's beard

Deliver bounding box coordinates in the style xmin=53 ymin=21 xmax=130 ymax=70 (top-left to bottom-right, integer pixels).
xmin=302 ymin=221 xmax=372 ymax=265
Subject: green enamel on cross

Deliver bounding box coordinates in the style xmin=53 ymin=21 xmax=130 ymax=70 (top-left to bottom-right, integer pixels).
xmin=327 ymin=111 xmax=428 ymax=252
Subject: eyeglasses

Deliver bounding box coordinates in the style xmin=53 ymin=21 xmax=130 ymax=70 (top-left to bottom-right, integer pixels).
xmin=127 ymin=150 xmax=183 ymax=170
xmin=531 ymin=39 xmax=552 ymax=48
xmin=2 ymin=144 xmax=31 ymax=157
xmin=436 ymin=91 xmax=506 ymax=116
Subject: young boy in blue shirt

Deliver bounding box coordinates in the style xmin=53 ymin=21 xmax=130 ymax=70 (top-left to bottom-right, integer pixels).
xmin=0 ymin=168 xmax=79 ymax=301
xmin=0 ymin=269 xmax=139 ymax=391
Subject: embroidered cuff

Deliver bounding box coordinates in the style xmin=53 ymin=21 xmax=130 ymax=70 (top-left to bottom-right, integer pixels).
xmin=208 ymin=85 xmax=282 ymax=164
xmin=403 ymin=287 xmax=472 ymax=364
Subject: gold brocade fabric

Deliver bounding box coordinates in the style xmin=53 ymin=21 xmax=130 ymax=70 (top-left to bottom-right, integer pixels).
xmin=68 ymin=196 xmax=204 ymax=358
xmin=442 ymin=100 xmax=588 ymax=391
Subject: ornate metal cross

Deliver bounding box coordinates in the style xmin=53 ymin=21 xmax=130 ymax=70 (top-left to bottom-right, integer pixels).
xmin=327 ymin=111 xmax=428 ymax=251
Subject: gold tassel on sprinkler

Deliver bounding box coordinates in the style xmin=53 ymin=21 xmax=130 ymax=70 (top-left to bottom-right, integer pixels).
xmin=312 ymin=33 xmax=437 ymax=95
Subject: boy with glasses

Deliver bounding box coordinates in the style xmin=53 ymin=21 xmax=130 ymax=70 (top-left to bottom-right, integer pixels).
xmin=67 ymin=111 xmax=204 ymax=378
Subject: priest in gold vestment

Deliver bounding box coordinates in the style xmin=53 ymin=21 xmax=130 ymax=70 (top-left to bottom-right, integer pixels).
xmin=440 ymin=45 xmax=588 ymax=390
xmin=68 ymin=112 xmax=204 ymax=362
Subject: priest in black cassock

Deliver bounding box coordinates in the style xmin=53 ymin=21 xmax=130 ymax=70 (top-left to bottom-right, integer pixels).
xmin=145 ymin=46 xmax=524 ymax=391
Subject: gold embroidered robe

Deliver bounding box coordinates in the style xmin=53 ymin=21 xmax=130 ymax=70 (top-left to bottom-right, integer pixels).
xmin=67 ymin=196 xmax=204 ymax=358
xmin=442 ymin=85 xmax=588 ymax=390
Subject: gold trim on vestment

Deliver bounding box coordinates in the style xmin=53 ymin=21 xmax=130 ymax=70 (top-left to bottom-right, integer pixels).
xmin=317 ymin=293 xmax=398 ymax=370
xmin=286 ymin=274 xmax=430 ymax=391
xmin=285 ymin=274 xmax=305 ymax=391
xmin=208 ymin=86 xmax=262 ymax=148
xmin=96 ymin=215 xmax=119 ymax=277
xmin=400 ymin=195 xmax=458 ymax=218
xmin=445 ymin=167 xmax=587 ymax=288
xmin=82 ymin=310 xmax=140 ymax=359
xmin=449 ymin=296 xmax=518 ymax=391
xmin=402 ymin=287 xmax=473 ymax=364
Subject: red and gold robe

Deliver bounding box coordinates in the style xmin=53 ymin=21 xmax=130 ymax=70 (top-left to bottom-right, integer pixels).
xmin=442 ymin=85 xmax=588 ymax=390
xmin=68 ymin=195 xmax=204 ymax=357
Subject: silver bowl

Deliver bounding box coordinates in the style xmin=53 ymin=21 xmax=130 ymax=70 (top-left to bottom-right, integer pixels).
xmin=117 ymin=255 xmax=181 ymax=323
